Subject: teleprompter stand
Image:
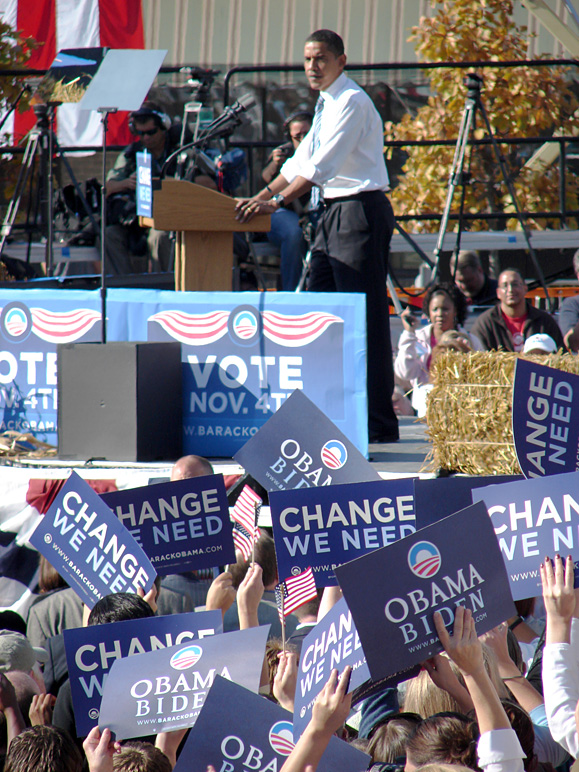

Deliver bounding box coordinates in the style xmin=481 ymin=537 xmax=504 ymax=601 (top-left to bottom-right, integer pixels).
xmin=79 ymin=48 xmax=167 ymax=342
xmin=432 ymin=73 xmax=551 ymax=308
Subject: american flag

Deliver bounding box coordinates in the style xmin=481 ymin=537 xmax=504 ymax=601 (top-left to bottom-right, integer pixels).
xmin=232 ymin=523 xmax=256 ymax=562
xmin=231 ymin=485 xmax=261 ymax=538
xmin=275 ymin=567 xmax=317 ymax=620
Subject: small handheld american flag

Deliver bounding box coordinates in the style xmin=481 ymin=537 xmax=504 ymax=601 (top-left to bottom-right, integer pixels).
xmin=275 ymin=567 xmax=317 ymax=621
xmin=231 ymin=485 xmax=261 ymax=561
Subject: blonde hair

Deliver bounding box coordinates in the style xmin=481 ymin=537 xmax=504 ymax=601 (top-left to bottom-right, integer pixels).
xmin=403 ymin=645 xmax=508 ymax=718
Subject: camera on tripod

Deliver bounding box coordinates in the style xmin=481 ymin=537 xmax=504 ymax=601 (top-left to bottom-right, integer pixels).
xmin=464 ymin=73 xmax=483 ymax=99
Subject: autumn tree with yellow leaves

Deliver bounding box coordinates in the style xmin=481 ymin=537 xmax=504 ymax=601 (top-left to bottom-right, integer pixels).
xmin=386 ymin=0 xmax=579 ymax=232
xmin=0 ymin=19 xmax=36 ymax=141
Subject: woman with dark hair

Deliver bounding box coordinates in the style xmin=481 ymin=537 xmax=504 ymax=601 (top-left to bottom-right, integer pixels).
xmin=395 ymin=283 xmax=483 ymax=416
xmin=405 ymin=712 xmax=479 ymax=771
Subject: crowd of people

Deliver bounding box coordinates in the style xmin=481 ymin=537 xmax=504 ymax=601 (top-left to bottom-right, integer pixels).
xmin=2 ymin=494 xmax=579 ymax=772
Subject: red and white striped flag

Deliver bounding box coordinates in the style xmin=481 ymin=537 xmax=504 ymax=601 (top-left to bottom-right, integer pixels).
xmin=231 ymin=485 xmax=261 ymax=539
xmin=232 ymin=523 xmax=255 ymax=562
xmin=0 ymin=0 xmax=144 ymax=147
xmin=275 ymin=567 xmax=317 ymax=620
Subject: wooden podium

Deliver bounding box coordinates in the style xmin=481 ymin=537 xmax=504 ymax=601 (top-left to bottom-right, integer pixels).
xmin=140 ymin=179 xmax=271 ymax=291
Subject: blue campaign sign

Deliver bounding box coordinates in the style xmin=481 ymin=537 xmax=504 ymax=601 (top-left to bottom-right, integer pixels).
xmin=0 ymin=289 xmax=366 ymax=458
xmin=175 ymin=675 xmax=370 ymax=772
xmin=270 ymin=478 xmax=416 ymax=585
xmin=101 ymin=475 xmax=235 ymax=573
xmin=136 ymin=151 xmax=152 ymax=217
xmin=141 ymin=291 xmax=368 ymax=456
xmin=512 ymin=359 xmax=579 ymax=478
xmin=292 ymin=597 xmax=370 ymax=738
xmin=0 ymin=289 xmax=106 ymax=446
xmin=98 ymin=625 xmax=270 ymax=739
xmin=29 ymin=471 xmax=156 ymax=609
xmin=413 ymin=475 xmax=523 ymax=529
xmin=334 ymin=501 xmax=515 ymax=682
xmin=235 ymin=390 xmax=381 ymax=492
xmin=472 ymin=470 xmax=579 ymax=599
xmin=64 ymin=609 xmax=222 ymax=737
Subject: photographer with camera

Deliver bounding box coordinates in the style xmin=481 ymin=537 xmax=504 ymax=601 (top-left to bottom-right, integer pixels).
xmin=104 ymin=102 xmax=181 ymax=276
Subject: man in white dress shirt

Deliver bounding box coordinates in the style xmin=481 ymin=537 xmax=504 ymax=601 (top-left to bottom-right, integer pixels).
xmin=236 ymin=29 xmax=398 ymax=443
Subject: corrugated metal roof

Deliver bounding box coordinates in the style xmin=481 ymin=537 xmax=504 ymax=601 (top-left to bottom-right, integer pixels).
xmin=142 ymin=0 xmax=574 ymax=68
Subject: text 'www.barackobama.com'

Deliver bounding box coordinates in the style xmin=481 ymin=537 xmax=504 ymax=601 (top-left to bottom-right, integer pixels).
xmin=51 ymin=541 xmax=102 ymax=598
xmin=510 ymin=569 xmax=539 ymax=582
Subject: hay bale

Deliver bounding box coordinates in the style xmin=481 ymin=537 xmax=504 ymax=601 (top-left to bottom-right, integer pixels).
xmin=425 ymin=351 xmax=579 ymax=475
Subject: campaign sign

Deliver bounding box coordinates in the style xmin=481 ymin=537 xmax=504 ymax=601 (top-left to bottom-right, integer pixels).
xmin=64 ymin=609 xmax=222 ymax=736
xmin=29 ymin=472 xmax=156 ymax=608
xmin=512 ymin=359 xmax=579 ymax=478
xmin=175 ymin=676 xmax=370 ymax=772
xmin=472 ymin=470 xmax=579 ymax=599
xmin=143 ymin=291 xmax=368 ymax=457
xmin=98 ymin=625 xmax=270 ymax=739
xmin=0 ymin=289 xmax=103 ymax=446
xmin=270 ymin=478 xmax=416 ymax=585
xmin=413 ymin=475 xmax=523 ymax=529
xmin=334 ymin=501 xmax=515 ymax=681
xmin=136 ymin=151 xmax=152 ymax=217
xmin=235 ymin=390 xmax=380 ymax=492
xmin=101 ymin=475 xmax=235 ymax=574
xmin=292 ymin=597 xmax=370 ymax=738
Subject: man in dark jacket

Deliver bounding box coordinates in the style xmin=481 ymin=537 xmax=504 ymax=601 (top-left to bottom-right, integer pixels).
xmin=471 ymin=268 xmax=565 ymax=352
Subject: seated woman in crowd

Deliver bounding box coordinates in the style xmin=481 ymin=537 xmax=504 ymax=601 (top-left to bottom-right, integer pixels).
xmin=395 ymin=283 xmax=483 ymax=416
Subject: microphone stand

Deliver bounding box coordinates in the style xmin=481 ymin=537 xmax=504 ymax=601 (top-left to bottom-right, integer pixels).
xmin=161 ymin=112 xmax=245 ymax=179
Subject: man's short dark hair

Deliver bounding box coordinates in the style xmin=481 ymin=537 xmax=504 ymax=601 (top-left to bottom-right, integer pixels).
xmin=305 ymin=29 xmax=345 ymax=57
xmin=498 ymin=267 xmax=525 ymax=284
xmin=4 ymin=726 xmax=82 ymax=772
xmin=88 ymin=593 xmax=155 ymax=626
xmin=230 ymin=531 xmax=278 ymax=588
xmin=113 ymin=741 xmax=172 ymax=772
xmin=450 ymin=250 xmax=482 ymax=272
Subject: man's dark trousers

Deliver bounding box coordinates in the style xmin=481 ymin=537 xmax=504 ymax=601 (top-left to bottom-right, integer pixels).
xmin=307 ymin=191 xmax=399 ymax=440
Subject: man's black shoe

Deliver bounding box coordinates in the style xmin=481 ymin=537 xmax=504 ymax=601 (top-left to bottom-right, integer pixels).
xmin=369 ymin=433 xmax=399 ymax=444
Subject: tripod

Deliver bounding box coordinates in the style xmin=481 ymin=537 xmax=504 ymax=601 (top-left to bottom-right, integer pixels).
xmin=0 ymin=103 xmax=99 ymax=277
xmin=432 ymin=73 xmax=552 ymax=310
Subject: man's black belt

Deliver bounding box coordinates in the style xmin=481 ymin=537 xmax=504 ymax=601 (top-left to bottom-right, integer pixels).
xmin=322 ymin=190 xmax=386 ymax=205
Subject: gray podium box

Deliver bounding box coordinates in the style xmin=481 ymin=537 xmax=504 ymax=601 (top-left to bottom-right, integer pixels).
xmin=57 ymin=342 xmax=182 ymax=462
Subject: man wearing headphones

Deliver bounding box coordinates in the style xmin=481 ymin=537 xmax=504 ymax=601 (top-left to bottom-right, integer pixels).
xmin=261 ymin=111 xmax=312 ymax=291
xmin=105 ymin=102 xmax=178 ymax=275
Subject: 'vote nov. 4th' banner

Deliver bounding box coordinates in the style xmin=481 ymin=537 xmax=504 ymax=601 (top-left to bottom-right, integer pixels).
xmin=234 ymin=390 xmax=381 ymax=492
xmin=65 ymin=609 xmax=222 ymax=736
xmin=98 ymin=626 xmax=270 ymax=739
xmin=101 ymin=475 xmax=235 ymax=574
xmin=0 ymin=288 xmax=367 ymax=458
xmin=29 ymin=471 xmax=156 ymax=608
xmin=334 ymin=501 xmax=515 ymax=682
xmin=512 ymin=359 xmax=579 ymax=478
xmin=270 ymin=478 xmax=416 ymax=586
xmin=472 ymin=469 xmax=579 ymax=599
xmin=175 ymin=676 xmax=370 ymax=772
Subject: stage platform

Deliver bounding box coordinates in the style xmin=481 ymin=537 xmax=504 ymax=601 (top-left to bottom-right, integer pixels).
xmin=0 ymin=417 xmax=432 ymax=532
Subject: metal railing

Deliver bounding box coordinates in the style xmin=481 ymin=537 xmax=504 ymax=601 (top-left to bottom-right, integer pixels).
xmin=1 ymin=58 xmax=579 ymax=234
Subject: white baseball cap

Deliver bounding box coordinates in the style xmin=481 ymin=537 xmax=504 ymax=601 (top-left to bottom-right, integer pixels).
xmin=523 ymin=333 xmax=557 ymax=354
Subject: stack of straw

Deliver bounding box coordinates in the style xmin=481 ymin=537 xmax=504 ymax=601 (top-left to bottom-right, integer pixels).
xmin=0 ymin=431 xmax=57 ymax=462
xmin=425 ymin=351 xmax=579 ymax=475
